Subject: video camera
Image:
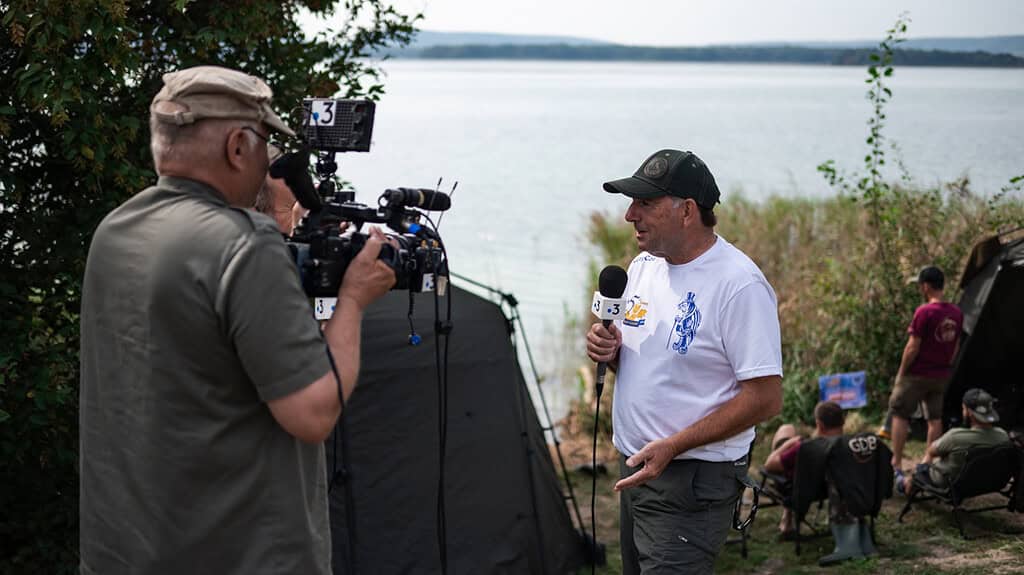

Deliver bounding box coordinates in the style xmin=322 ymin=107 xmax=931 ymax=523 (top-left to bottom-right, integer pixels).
xmin=270 ymin=98 xmax=450 ymax=302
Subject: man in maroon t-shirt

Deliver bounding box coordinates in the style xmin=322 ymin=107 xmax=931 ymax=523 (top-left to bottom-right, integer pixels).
xmin=888 ymin=266 xmax=964 ymax=472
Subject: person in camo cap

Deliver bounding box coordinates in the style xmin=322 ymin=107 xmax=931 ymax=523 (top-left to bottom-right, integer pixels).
xmin=898 ymin=388 xmax=1010 ymax=495
xmin=80 ymin=66 xmax=395 ymax=574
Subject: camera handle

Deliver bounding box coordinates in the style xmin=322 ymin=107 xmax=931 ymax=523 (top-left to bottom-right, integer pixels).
xmin=315 ymin=152 xmax=338 ymax=180
xmin=317 ymin=178 xmax=335 ymax=199
xmin=407 ymin=293 xmax=421 ymax=346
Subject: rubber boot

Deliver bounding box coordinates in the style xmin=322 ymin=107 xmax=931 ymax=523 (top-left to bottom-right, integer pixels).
xmin=818 ymin=522 xmax=865 ymax=566
xmin=859 ymin=520 xmax=878 ymax=557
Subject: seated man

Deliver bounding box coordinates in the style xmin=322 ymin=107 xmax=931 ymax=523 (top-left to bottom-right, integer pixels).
xmin=899 ymin=388 xmax=1010 ymax=495
xmin=763 ymin=401 xmax=846 ymax=535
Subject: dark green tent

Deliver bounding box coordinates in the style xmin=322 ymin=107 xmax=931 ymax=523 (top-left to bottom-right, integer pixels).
xmin=327 ymin=286 xmax=586 ymax=574
xmin=944 ymin=232 xmax=1024 ymax=431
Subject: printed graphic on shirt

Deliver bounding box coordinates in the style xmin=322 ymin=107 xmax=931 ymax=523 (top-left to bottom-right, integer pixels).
xmin=667 ymin=292 xmax=701 ymax=355
xmin=847 ymin=434 xmax=878 ymax=463
xmin=623 ymin=295 xmax=649 ymax=327
xmin=935 ymin=317 xmax=959 ymax=343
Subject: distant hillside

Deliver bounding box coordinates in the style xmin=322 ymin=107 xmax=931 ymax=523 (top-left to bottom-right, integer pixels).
xmin=388 ymin=31 xmax=1024 ymax=61
xmin=774 ymin=35 xmax=1024 ymax=57
xmin=413 ymin=44 xmax=1024 ymax=68
xmin=381 ymin=29 xmax=608 ymax=56
xmin=411 ymin=30 xmax=608 ymax=48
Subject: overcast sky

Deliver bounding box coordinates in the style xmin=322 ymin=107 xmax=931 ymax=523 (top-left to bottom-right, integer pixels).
xmin=368 ymin=0 xmax=1024 ymax=46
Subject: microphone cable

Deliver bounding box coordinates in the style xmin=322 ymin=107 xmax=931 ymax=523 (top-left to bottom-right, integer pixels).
xmin=305 ymin=103 xmax=357 ymax=575
xmin=422 ymin=214 xmax=453 ymax=575
xmin=590 ymin=379 xmax=604 ymax=575
xmin=326 ymin=346 xmax=357 ymax=575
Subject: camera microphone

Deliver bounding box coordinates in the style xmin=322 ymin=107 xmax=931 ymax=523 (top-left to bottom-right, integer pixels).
xmin=592 ymin=265 xmax=628 ymax=394
xmin=270 ymin=150 xmax=322 ymax=211
xmin=383 ymin=188 xmax=452 ymax=211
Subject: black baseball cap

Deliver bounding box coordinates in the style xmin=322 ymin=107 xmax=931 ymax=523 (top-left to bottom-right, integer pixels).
xmin=962 ymin=388 xmax=999 ymax=423
xmin=916 ymin=266 xmax=945 ymax=289
xmin=603 ymin=149 xmax=721 ymax=209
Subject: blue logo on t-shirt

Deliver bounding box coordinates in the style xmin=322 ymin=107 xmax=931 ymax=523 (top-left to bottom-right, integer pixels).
xmin=668 ymin=292 xmax=701 ymax=355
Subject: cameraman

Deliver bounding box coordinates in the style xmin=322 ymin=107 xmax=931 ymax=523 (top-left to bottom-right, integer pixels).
xmin=80 ymin=66 xmax=394 ymax=575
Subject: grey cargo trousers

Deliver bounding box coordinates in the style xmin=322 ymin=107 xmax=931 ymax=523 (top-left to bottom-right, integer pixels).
xmin=619 ymin=454 xmax=747 ymax=574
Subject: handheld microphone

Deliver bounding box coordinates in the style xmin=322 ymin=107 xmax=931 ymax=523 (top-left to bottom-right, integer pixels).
xmin=592 ymin=265 xmax=628 ymax=395
xmin=383 ymin=188 xmax=452 ymax=211
xmin=269 ymin=149 xmax=322 ymax=211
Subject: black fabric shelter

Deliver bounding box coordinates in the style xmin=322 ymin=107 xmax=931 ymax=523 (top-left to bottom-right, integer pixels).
xmin=944 ymin=233 xmax=1024 ymax=431
xmin=327 ymin=286 xmax=585 ymax=574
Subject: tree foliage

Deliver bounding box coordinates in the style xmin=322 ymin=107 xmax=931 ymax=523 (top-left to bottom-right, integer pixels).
xmin=0 ymin=1 xmax=418 ymax=571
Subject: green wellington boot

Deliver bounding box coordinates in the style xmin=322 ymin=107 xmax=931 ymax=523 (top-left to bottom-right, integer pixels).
xmin=818 ymin=522 xmax=865 ymax=566
xmin=859 ymin=519 xmax=878 ymax=557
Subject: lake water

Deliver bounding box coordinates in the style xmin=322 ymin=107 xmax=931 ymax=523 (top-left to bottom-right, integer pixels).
xmin=333 ymin=60 xmax=1024 ymax=422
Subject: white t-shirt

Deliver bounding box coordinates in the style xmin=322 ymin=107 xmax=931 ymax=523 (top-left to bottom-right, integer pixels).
xmin=611 ymin=235 xmax=783 ymax=462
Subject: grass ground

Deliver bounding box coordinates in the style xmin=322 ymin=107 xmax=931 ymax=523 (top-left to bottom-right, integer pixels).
xmin=560 ymin=428 xmax=1024 ymax=575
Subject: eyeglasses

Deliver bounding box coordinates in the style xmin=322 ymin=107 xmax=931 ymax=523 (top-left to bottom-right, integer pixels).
xmin=732 ymin=477 xmax=760 ymax=532
xmin=240 ymin=126 xmax=284 ymax=152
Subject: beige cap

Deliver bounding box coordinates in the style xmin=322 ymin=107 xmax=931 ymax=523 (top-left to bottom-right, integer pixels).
xmin=150 ymin=66 xmax=295 ymax=137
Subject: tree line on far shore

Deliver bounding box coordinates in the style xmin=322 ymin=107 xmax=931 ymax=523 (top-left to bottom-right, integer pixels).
xmin=413 ymin=44 xmax=1024 ymax=67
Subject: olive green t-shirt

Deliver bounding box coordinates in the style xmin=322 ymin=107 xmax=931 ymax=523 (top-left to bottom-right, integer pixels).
xmin=80 ymin=177 xmax=333 ymax=574
xmin=929 ymin=426 xmax=1010 ymax=486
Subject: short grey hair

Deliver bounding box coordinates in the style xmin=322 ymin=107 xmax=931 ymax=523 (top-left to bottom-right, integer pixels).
xmin=670 ymin=196 xmax=717 ymax=227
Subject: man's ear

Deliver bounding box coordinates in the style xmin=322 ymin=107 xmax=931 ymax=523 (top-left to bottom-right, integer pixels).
xmin=225 ymin=127 xmax=247 ymax=171
xmin=682 ymin=198 xmax=698 ymax=224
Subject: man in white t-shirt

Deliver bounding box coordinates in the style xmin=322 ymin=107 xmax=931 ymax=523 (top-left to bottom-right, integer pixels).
xmin=586 ymin=149 xmax=783 ymax=574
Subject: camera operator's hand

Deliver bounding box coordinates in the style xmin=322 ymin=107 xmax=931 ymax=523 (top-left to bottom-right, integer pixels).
xmin=337 ymin=227 xmax=396 ymax=309
xmin=291 ymin=203 xmax=308 ymax=234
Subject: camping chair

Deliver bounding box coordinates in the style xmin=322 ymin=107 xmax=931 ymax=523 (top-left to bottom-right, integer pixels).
xmin=756 ymin=466 xmax=789 ymax=507
xmin=788 ymin=437 xmax=834 ymax=555
xmin=820 ymin=433 xmax=893 ymax=560
xmin=898 ymin=443 xmax=1020 ymax=538
xmin=794 ymin=434 xmax=893 ymax=557
xmin=755 ymin=466 xmax=827 ymax=536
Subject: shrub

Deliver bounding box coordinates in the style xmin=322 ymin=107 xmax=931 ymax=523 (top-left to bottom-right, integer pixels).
xmin=0 ymin=2 xmax=418 ymax=571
